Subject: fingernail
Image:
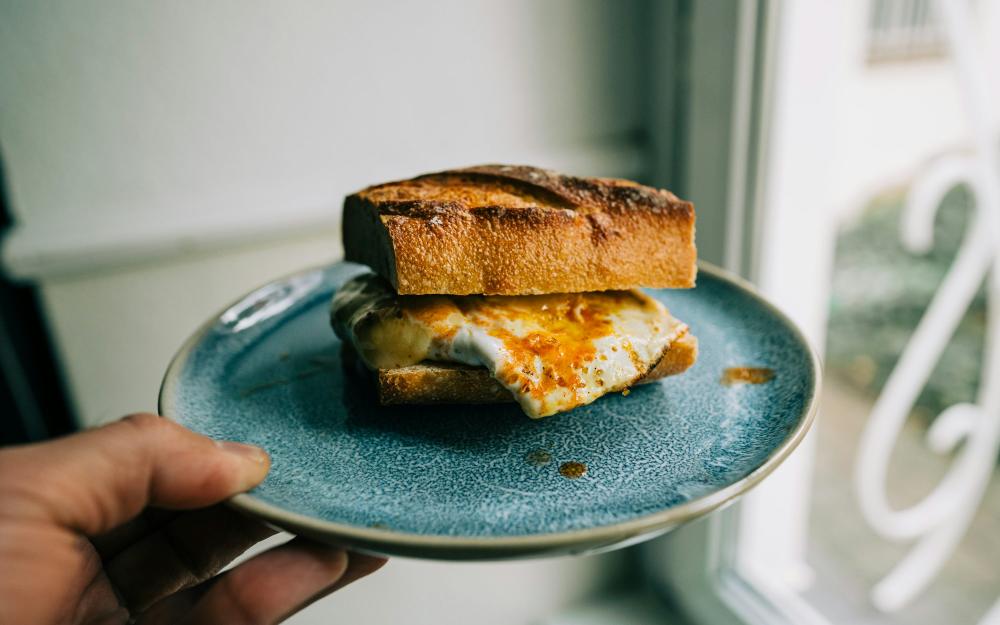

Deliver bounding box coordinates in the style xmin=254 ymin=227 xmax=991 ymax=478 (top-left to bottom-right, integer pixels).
xmin=218 ymin=440 xmax=269 ymax=465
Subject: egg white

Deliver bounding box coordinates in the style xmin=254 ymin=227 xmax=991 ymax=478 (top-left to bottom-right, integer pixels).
xmin=331 ymin=274 xmax=685 ymax=418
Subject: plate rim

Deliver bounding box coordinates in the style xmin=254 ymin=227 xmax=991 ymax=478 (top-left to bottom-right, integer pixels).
xmin=159 ymin=260 xmax=821 ymax=557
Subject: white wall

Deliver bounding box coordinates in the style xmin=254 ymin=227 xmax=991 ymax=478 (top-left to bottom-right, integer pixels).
xmin=0 ymin=2 xmax=643 ymax=623
xmin=0 ymin=0 xmax=645 ymax=279
xmin=826 ymin=0 xmax=1000 ymax=224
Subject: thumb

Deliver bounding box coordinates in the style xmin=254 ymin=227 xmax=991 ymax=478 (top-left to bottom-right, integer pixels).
xmin=0 ymin=414 xmax=269 ymax=535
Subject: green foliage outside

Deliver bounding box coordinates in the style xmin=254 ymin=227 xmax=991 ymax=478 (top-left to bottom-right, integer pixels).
xmin=825 ymin=186 xmax=985 ymax=420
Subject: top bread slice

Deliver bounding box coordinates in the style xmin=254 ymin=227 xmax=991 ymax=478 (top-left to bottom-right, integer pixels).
xmin=343 ymin=164 xmax=696 ymax=295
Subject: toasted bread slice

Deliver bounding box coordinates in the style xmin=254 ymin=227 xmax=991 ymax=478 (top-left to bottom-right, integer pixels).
xmin=343 ymin=164 xmax=696 ymax=295
xmin=342 ymin=329 xmax=698 ymax=406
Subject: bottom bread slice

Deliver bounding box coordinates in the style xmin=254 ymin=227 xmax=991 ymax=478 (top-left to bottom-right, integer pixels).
xmin=343 ymin=329 xmax=698 ymax=406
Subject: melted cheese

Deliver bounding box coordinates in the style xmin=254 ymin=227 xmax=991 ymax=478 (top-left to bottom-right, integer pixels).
xmin=331 ymin=274 xmax=686 ymax=418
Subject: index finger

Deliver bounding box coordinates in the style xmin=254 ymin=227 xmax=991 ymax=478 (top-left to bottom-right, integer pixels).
xmin=0 ymin=414 xmax=269 ymax=535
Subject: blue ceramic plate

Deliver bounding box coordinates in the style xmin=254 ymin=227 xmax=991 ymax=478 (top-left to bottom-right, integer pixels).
xmin=160 ymin=262 xmax=818 ymax=560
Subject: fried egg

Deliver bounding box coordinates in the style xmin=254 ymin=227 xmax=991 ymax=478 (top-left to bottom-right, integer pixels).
xmin=331 ymin=273 xmax=687 ymax=418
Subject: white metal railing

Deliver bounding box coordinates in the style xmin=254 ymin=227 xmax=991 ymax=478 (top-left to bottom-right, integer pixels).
xmin=854 ymin=0 xmax=1000 ymax=622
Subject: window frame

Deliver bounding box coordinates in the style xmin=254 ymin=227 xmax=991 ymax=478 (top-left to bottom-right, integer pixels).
xmin=642 ymin=2 xmax=841 ymax=623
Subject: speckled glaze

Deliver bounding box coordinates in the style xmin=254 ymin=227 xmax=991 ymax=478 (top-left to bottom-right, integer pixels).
xmin=159 ymin=262 xmax=819 ymax=560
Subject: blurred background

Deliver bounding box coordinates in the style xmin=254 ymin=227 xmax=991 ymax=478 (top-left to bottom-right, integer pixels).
xmin=2 ymin=1 xmax=999 ymax=624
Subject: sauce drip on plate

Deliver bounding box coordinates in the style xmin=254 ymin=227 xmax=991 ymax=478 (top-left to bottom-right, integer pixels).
xmin=559 ymin=461 xmax=588 ymax=479
xmin=721 ymin=367 xmax=775 ymax=386
xmin=525 ymin=449 xmax=553 ymax=467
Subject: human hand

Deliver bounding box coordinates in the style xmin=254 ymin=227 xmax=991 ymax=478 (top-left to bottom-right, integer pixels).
xmin=0 ymin=414 xmax=385 ymax=624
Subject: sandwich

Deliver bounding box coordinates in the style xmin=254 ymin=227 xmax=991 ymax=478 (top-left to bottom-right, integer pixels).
xmin=330 ymin=164 xmax=697 ymax=418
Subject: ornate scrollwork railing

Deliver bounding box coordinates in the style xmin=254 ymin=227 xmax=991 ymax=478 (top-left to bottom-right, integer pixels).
xmin=853 ymin=1 xmax=1000 ymax=620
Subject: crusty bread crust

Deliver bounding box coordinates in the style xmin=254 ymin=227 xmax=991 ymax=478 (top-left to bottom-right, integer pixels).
xmin=343 ymin=165 xmax=697 ymax=295
xmin=342 ymin=330 xmax=697 ymax=407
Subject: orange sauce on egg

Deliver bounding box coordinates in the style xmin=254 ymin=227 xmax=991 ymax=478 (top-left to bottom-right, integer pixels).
xmin=463 ymin=293 xmax=629 ymax=405
xmin=398 ymin=295 xmax=462 ymax=340
xmin=392 ymin=289 xmax=663 ymax=411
